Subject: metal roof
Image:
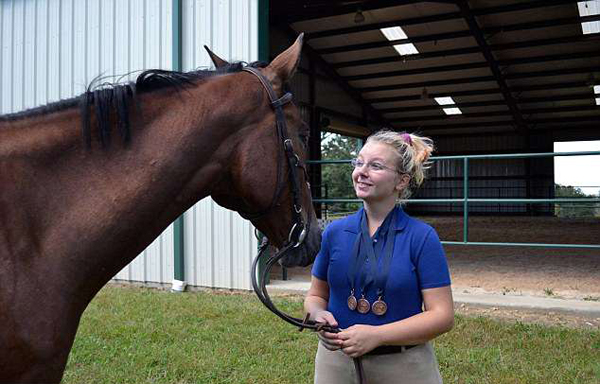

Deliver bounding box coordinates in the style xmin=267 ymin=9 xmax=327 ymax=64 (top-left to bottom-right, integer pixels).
xmin=271 ymin=0 xmax=600 ymax=137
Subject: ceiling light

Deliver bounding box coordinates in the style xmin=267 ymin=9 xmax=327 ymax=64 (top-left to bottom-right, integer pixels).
xmin=594 ymin=85 xmax=600 ymax=93
xmin=392 ymin=44 xmax=419 ymax=56
xmin=596 ymin=97 xmax=600 ymax=105
xmin=380 ymin=26 xmax=408 ymax=40
xmin=354 ymin=8 xmax=365 ymax=23
xmin=578 ymin=1 xmax=600 ymax=34
xmin=443 ymin=108 xmax=462 ymax=115
xmin=380 ymin=26 xmax=419 ymax=55
xmin=435 ymin=97 xmax=455 ymax=105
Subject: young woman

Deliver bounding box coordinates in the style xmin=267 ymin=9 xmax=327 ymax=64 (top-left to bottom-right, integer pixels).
xmin=304 ymin=130 xmax=453 ymax=384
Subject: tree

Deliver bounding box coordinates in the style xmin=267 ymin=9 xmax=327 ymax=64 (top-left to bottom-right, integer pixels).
xmin=320 ymin=132 xmax=362 ymax=216
xmin=554 ymin=184 xmax=600 ymax=218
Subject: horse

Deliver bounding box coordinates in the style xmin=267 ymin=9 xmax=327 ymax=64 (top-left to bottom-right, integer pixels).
xmin=0 ymin=34 xmax=320 ymax=383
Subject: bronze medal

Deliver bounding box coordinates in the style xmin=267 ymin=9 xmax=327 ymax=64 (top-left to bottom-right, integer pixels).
xmin=357 ymin=296 xmax=370 ymax=314
xmin=347 ymin=294 xmax=358 ymax=311
xmin=372 ymin=298 xmax=388 ymax=316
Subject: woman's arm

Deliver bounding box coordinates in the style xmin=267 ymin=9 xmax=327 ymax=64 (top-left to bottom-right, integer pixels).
xmin=304 ymin=276 xmax=342 ymax=350
xmin=338 ymin=286 xmax=454 ymax=357
xmin=304 ymin=276 xmax=337 ymax=326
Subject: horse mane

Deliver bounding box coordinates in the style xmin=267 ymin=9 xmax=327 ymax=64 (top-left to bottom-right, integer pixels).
xmin=0 ymin=61 xmax=267 ymax=148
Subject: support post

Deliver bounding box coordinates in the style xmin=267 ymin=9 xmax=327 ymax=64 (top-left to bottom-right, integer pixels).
xmin=172 ymin=0 xmax=186 ymax=292
xmin=257 ymin=0 xmax=270 ymax=285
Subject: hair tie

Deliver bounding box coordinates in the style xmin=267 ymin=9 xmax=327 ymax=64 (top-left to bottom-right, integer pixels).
xmin=401 ymin=133 xmax=412 ymax=146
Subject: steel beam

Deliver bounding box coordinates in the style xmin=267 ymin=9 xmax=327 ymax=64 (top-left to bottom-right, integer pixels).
xmin=389 ymin=105 xmax=600 ymax=123
xmin=317 ymin=22 xmax=600 ymax=56
xmin=282 ymin=26 xmax=390 ymax=127
xmin=377 ymin=93 xmax=596 ymax=113
xmin=304 ymin=0 xmax=581 ymax=40
xmin=396 ymin=115 xmax=600 ymax=130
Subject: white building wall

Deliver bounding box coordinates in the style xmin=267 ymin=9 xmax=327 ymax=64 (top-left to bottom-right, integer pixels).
xmin=181 ymin=0 xmax=259 ymax=290
xmin=0 ymin=0 xmax=259 ymax=290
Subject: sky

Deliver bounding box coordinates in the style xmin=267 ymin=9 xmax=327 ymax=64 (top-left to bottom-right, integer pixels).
xmin=554 ymin=140 xmax=600 ymax=196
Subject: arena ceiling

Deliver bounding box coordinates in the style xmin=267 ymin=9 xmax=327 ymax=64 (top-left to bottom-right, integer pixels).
xmin=271 ymin=0 xmax=600 ymax=138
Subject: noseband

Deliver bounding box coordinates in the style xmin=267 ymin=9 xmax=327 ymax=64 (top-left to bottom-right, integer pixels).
xmin=242 ymin=67 xmax=368 ymax=384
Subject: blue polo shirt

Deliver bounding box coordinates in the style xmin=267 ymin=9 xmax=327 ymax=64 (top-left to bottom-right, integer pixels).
xmin=311 ymin=206 xmax=451 ymax=329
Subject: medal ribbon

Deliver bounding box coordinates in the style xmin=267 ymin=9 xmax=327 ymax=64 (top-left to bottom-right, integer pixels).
xmin=347 ymin=209 xmax=397 ymax=302
xmin=373 ymin=209 xmax=397 ymax=300
xmin=346 ymin=211 xmax=368 ymax=296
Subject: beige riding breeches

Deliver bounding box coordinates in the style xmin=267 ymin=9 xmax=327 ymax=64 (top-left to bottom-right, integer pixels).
xmin=314 ymin=341 xmax=443 ymax=384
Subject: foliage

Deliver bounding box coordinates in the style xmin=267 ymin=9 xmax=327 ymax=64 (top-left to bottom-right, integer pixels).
xmin=554 ymin=184 xmax=600 ymax=218
xmin=63 ymin=286 xmax=600 ymax=384
xmin=319 ymin=132 xmax=362 ymax=216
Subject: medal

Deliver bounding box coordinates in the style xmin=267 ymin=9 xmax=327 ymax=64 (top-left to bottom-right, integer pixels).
xmin=347 ymin=291 xmax=357 ymax=311
xmin=357 ymin=295 xmax=370 ymax=314
xmin=372 ymin=297 xmax=388 ymax=316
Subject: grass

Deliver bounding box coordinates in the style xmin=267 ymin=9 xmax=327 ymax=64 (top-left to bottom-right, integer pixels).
xmin=63 ymin=285 xmax=600 ymax=384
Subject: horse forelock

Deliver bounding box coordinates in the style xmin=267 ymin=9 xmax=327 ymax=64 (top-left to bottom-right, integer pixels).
xmin=0 ymin=60 xmax=268 ymax=149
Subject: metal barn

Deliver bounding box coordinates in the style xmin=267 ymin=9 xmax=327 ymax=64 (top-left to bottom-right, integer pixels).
xmin=1 ymin=0 xmax=264 ymax=291
xmin=2 ymin=0 xmax=600 ymax=289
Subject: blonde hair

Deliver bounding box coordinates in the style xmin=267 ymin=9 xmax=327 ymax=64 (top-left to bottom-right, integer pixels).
xmin=365 ymin=129 xmax=434 ymax=201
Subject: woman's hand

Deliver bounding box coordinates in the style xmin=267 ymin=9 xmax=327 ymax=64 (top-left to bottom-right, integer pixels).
xmin=314 ymin=310 xmax=342 ymax=351
xmin=338 ymin=324 xmax=381 ymax=358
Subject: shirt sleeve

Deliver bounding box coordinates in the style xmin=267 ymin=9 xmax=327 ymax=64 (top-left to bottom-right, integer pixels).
xmin=415 ymin=228 xmax=451 ymax=289
xmin=311 ymin=225 xmax=331 ymax=281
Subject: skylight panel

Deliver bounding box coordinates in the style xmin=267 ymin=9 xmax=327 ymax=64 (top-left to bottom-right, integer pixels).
xmin=443 ymin=108 xmax=462 ymax=115
xmin=434 ymin=97 xmax=456 ymax=105
xmin=578 ymin=1 xmax=600 ymax=35
xmin=380 ymin=26 xmax=419 ymax=55
xmin=380 ymin=26 xmax=408 ymax=40
xmin=392 ymin=44 xmax=419 ymax=56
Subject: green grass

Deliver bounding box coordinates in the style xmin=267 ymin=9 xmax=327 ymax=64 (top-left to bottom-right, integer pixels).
xmin=64 ymin=285 xmax=600 ymax=384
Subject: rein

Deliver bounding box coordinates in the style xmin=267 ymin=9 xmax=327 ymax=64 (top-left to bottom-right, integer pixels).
xmin=242 ymin=67 xmax=368 ymax=384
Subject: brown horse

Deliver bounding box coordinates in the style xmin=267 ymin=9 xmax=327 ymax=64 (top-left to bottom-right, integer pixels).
xmin=0 ymin=35 xmax=319 ymax=383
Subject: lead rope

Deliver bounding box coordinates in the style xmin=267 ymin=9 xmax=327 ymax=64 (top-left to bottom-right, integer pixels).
xmin=251 ymin=239 xmax=367 ymax=384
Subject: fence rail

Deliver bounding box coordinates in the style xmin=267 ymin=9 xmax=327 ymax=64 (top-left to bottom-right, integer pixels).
xmin=308 ymin=150 xmax=600 ymax=250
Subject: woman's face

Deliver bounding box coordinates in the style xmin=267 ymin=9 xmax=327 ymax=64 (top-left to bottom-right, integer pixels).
xmin=352 ymin=141 xmax=408 ymax=203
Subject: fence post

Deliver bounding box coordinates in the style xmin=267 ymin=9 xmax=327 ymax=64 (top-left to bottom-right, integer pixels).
xmin=463 ymin=157 xmax=469 ymax=243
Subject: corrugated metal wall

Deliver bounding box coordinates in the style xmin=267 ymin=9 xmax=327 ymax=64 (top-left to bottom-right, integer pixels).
xmin=414 ymin=133 xmax=555 ymax=215
xmin=1 ymin=0 xmax=259 ymax=290
xmin=181 ymin=0 xmax=259 ymax=290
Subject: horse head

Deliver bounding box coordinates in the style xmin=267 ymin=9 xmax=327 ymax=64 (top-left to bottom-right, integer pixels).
xmin=206 ymin=35 xmax=321 ymax=268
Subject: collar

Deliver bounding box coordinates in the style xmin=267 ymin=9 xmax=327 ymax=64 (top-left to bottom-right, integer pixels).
xmin=343 ymin=205 xmax=409 ymax=234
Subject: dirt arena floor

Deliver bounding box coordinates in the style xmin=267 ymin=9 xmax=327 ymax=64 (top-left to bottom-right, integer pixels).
xmin=427 ymin=216 xmax=600 ymax=300
xmin=277 ymin=216 xmax=600 ymax=327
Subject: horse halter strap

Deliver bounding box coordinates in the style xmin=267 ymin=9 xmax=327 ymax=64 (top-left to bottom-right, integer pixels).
xmin=241 ymin=66 xmax=307 ymax=248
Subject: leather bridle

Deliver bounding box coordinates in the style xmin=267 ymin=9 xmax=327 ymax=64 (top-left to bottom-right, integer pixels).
xmin=242 ymin=67 xmax=368 ymax=384
xmin=239 ymin=67 xmax=308 ymax=248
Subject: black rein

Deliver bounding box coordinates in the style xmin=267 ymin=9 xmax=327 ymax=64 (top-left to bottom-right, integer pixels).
xmin=242 ymin=67 xmax=367 ymax=384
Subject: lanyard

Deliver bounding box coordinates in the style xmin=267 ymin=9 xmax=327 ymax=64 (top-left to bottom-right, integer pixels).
xmin=346 ymin=209 xmax=397 ymax=297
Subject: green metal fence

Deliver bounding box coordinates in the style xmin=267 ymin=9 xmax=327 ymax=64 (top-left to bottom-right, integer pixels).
xmin=309 ymin=150 xmax=600 ymax=250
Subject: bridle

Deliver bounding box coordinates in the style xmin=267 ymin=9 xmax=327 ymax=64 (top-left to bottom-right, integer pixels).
xmin=238 ymin=67 xmax=308 ymax=248
xmin=242 ymin=67 xmax=368 ymax=384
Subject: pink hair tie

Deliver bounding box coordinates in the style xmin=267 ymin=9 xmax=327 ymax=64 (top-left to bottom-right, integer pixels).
xmin=401 ymin=132 xmax=412 ymax=146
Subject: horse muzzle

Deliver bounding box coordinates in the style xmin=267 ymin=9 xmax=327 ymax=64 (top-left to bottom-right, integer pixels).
xmin=279 ymin=222 xmax=321 ymax=268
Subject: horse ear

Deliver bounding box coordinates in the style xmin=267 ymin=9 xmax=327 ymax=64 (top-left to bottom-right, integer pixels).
xmin=265 ymin=33 xmax=304 ymax=88
xmin=204 ymin=45 xmax=229 ymax=68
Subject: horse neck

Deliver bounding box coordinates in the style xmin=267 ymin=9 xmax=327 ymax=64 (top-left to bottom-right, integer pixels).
xmin=0 ymin=77 xmax=252 ymax=301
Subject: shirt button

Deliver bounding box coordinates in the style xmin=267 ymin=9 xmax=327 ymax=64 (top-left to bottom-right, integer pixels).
xmin=373 ymin=238 xmax=378 ymax=243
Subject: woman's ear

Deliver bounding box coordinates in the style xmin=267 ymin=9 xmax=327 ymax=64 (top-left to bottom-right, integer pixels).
xmin=396 ymin=174 xmax=411 ymax=192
